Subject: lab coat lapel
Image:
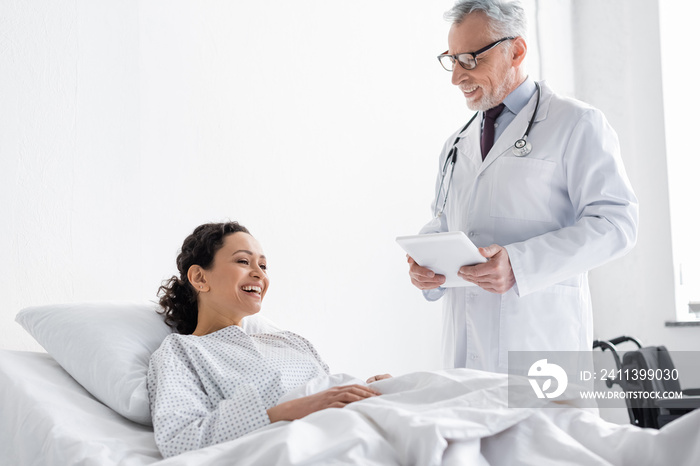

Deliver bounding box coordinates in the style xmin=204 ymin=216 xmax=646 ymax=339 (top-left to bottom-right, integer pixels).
xmin=478 ymin=81 xmax=553 ymax=173
xmin=454 ymin=112 xmax=484 ymax=169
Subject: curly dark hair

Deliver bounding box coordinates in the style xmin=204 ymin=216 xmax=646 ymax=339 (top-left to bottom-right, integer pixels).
xmin=157 ymin=221 xmax=250 ymax=334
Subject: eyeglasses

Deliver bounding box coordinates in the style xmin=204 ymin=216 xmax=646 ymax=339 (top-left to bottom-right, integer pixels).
xmin=437 ymin=37 xmax=515 ymax=71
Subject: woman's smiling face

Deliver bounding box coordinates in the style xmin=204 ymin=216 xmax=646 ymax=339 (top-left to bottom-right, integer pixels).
xmin=192 ymin=232 xmax=270 ymax=330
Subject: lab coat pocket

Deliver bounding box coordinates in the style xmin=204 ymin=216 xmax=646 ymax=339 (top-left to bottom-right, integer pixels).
xmin=498 ymin=285 xmax=586 ymax=369
xmin=490 ymin=157 xmax=556 ymax=222
xmin=544 ymin=283 xmax=581 ymax=297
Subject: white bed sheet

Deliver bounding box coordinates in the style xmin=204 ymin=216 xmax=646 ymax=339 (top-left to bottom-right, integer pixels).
xmin=0 ymin=350 xmax=161 ymax=466
xmin=157 ymin=370 xmax=700 ymax=466
xmin=2 ymin=349 xmax=700 ymax=466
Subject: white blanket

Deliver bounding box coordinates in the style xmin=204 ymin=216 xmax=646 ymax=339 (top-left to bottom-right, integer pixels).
xmin=3 ymin=350 xmax=699 ymax=465
xmin=156 ymin=369 xmax=700 ymax=466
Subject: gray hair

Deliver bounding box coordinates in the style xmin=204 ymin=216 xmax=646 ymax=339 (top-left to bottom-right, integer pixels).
xmin=444 ymin=0 xmax=527 ymax=40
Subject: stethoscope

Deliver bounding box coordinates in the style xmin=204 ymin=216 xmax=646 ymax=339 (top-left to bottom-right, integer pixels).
xmin=433 ymin=82 xmax=541 ymax=218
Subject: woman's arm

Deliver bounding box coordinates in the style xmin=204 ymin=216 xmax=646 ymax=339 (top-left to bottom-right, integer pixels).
xmin=148 ymin=343 xmax=272 ymax=458
xmin=267 ymin=384 xmax=380 ymax=422
xmin=148 ymin=334 xmax=383 ymax=457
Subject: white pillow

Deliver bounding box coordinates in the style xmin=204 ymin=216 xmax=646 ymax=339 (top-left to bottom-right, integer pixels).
xmin=15 ymin=302 xmax=280 ymax=425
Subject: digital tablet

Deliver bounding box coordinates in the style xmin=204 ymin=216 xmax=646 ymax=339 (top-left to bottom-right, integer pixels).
xmin=396 ymin=231 xmax=487 ymax=287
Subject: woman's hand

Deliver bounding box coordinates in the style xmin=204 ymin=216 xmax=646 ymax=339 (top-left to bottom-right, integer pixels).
xmin=366 ymin=374 xmax=392 ymax=383
xmin=267 ymin=384 xmax=380 ymax=423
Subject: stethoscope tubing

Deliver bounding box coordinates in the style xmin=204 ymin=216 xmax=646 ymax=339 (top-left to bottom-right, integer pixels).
xmin=435 ymin=112 xmax=479 ymax=218
xmin=433 ymin=82 xmax=541 ymax=218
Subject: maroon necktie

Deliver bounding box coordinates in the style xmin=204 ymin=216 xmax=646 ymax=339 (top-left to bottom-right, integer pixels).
xmin=480 ymin=103 xmax=505 ymax=160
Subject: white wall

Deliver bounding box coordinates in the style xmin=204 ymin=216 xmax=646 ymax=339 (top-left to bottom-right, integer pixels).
xmin=1 ymin=0 xmax=468 ymax=379
xmin=567 ymin=0 xmax=700 ymax=423
xmin=658 ymin=1 xmax=700 ymax=318
xmin=2 ymin=1 xmax=696 ymax=392
xmin=569 ymin=0 xmax=700 ymax=352
xmin=1 ymin=0 xmax=143 ymax=342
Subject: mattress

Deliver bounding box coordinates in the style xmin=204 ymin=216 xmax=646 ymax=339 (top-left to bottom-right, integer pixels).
xmin=0 ymin=350 xmax=162 ymax=466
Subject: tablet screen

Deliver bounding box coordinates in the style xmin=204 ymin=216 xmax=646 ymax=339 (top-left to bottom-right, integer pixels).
xmin=396 ymin=231 xmax=487 ymax=287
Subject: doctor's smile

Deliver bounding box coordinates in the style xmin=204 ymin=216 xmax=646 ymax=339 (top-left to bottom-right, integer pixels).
xmin=460 ymin=85 xmax=481 ymax=96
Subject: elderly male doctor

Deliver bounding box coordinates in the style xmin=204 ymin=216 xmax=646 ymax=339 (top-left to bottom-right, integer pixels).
xmin=408 ymin=0 xmax=638 ymax=373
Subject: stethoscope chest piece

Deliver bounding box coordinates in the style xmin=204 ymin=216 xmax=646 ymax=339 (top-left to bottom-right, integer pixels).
xmin=433 ymin=82 xmax=541 ymax=217
xmin=512 ymin=138 xmax=532 ymax=157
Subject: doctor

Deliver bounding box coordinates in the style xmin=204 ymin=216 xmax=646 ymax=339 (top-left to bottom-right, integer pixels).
xmin=408 ymin=0 xmax=638 ymax=373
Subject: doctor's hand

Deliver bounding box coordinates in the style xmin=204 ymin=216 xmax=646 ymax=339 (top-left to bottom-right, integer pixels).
xmin=407 ymin=255 xmax=446 ymax=290
xmin=458 ymin=244 xmax=515 ymax=294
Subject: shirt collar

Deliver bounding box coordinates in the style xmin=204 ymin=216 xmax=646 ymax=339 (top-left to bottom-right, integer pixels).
xmin=502 ymin=76 xmax=536 ymax=116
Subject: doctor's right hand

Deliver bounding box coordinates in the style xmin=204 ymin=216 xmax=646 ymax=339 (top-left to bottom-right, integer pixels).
xmin=407 ymin=255 xmax=445 ymax=290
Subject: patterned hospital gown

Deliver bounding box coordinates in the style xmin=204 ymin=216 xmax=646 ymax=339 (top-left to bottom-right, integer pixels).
xmin=147 ymin=325 xmax=330 ymax=458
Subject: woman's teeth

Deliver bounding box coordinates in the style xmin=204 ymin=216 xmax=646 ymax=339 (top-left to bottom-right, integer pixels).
xmin=242 ymin=286 xmax=262 ymax=294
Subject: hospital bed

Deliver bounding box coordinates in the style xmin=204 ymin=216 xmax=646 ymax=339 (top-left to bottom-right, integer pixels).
xmin=2 ymin=302 xmax=700 ymax=466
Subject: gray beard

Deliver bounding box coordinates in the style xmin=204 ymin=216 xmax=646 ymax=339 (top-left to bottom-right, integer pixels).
xmin=467 ymin=72 xmax=517 ymax=111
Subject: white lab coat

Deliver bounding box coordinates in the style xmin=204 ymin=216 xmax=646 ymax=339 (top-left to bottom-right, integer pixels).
xmin=421 ymin=81 xmax=638 ymax=373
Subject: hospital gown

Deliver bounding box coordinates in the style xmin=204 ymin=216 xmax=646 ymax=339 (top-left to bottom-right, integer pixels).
xmin=147 ymin=325 xmax=330 ymax=458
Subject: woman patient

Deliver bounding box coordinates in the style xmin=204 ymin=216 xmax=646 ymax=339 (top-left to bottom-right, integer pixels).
xmin=147 ymin=221 xmax=389 ymax=458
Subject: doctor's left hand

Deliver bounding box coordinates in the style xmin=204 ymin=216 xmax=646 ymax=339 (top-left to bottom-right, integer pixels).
xmin=458 ymin=244 xmax=515 ymax=294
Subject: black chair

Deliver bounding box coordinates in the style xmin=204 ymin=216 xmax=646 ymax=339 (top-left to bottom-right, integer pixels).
xmin=593 ymin=336 xmax=700 ymax=428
